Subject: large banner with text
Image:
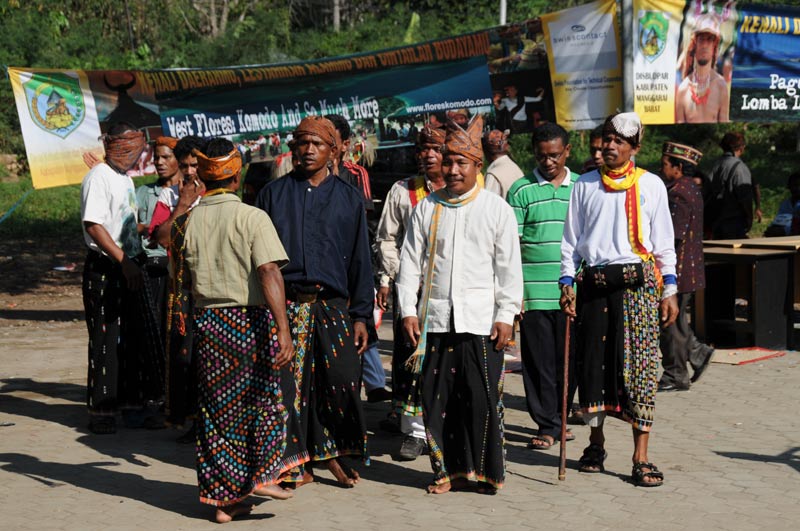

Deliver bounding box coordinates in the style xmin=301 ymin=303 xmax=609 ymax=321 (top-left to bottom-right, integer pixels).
xmin=633 ymin=0 xmax=800 ymax=124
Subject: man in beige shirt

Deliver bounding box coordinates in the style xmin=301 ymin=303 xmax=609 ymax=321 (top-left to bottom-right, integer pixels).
xmin=182 ymin=137 xmax=293 ymax=523
xmin=482 ymin=128 xmax=524 ymax=199
xmin=375 ymin=124 xmax=446 ymax=460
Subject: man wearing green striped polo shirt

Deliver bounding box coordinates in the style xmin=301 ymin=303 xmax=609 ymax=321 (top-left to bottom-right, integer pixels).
xmin=507 ymin=122 xmax=578 ymax=450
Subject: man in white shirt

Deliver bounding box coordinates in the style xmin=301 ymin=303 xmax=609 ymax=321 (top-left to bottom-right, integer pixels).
xmin=81 ymin=121 xmax=148 ymax=435
xmin=559 ymin=112 xmax=678 ymax=487
xmin=397 ymin=115 xmax=523 ymax=495
xmin=482 ymin=128 xmax=524 ymax=199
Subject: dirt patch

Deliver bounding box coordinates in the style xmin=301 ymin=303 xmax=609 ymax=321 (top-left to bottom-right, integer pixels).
xmin=0 ymin=238 xmax=86 ymax=324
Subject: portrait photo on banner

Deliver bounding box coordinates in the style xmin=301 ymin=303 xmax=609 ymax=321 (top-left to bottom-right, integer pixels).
xmin=674 ymin=0 xmax=738 ymax=123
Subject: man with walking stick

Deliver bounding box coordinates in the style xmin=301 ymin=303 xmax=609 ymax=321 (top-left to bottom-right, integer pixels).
xmin=559 ymin=112 xmax=678 ymax=487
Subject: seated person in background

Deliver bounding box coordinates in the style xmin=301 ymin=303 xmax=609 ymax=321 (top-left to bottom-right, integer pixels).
xmin=764 ymin=172 xmax=800 ymax=237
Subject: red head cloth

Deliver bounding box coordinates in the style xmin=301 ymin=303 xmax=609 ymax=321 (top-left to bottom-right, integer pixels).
xmin=416 ymin=124 xmax=446 ymax=147
xmin=103 ymin=129 xmax=147 ymax=173
xmin=444 ymin=114 xmax=484 ymax=164
xmin=193 ymin=147 xmax=242 ymax=182
xmin=482 ymin=129 xmax=510 ymax=156
xmin=293 ymin=116 xmax=338 ymax=151
xmin=155 ymin=136 xmax=178 ymax=150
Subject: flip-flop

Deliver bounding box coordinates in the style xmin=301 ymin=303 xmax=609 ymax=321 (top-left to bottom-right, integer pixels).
xmin=528 ymin=435 xmax=555 ymax=450
xmin=528 ymin=430 xmax=576 ymax=450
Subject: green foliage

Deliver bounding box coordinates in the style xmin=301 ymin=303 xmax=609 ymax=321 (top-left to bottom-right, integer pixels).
xmin=0 ymin=176 xmax=81 ymax=237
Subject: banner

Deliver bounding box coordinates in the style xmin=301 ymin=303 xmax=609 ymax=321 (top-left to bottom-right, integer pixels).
xmin=8 ymin=32 xmax=495 ymax=189
xmin=541 ymin=0 xmax=623 ymax=130
xmin=634 ymin=0 xmax=800 ymax=124
xmin=9 ymin=6 xmax=626 ymax=190
xmin=731 ymin=3 xmax=800 ymax=122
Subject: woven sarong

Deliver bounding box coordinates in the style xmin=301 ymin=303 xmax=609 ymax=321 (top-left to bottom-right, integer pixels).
xmin=576 ymin=261 xmax=661 ymax=432
xmin=194 ymin=306 xmax=287 ymax=506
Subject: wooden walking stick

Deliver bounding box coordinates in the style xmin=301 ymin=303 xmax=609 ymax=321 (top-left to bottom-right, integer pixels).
xmin=558 ymin=317 xmax=571 ymax=481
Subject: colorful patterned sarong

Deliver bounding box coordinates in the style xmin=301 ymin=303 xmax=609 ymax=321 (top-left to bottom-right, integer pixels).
xmin=280 ymin=297 xmax=368 ymax=482
xmin=576 ymin=261 xmax=661 ymax=431
xmin=194 ymin=306 xmax=288 ymax=506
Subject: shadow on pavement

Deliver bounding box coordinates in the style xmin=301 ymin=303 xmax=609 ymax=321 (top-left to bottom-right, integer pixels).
xmin=0 ymin=452 xmax=252 ymax=521
xmin=716 ymin=447 xmax=800 ymax=474
xmin=0 ymin=309 xmax=84 ymax=322
xmin=0 ymin=379 xmax=85 ymax=431
xmin=0 ymin=378 xmax=195 ymax=470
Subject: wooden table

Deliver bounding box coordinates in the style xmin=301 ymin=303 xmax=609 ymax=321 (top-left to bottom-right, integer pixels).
xmin=700 ymin=246 xmax=795 ymax=349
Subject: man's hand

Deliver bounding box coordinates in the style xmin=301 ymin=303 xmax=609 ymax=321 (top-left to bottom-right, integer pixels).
xmin=120 ymin=256 xmax=143 ymax=291
xmin=559 ymin=284 xmax=576 ymax=317
xmin=659 ymin=294 xmax=679 ymax=328
xmin=273 ymin=328 xmax=294 ymax=369
xmin=755 ymin=208 xmax=763 ymax=224
xmin=82 ymin=151 xmax=101 ymax=169
xmin=177 ymin=177 xmax=204 ymax=210
xmin=489 ymin=322 xmax=513 ymax=351
xmin=402 ymin=316 xmax=421 ymax=347
xmin=376 ymin=286 xmax=390 ymax=312
xmin=353 ymin=321 xmax=369 ymax=355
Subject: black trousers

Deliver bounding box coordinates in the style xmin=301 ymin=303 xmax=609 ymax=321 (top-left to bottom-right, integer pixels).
xmin=519 ymin=310 xmax=576 ymax=438
xmin=659 ymin=292 xmax=711 ymax=387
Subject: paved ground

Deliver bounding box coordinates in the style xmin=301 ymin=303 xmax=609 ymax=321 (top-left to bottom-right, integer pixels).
xmin=1 ymin=300 xmax=799 ymax=530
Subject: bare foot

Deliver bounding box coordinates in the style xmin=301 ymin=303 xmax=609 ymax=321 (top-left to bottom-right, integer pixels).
xmin=326 ymin=458 xmax=359 ymax=488
xmin=280 ymin=471 xmax=314 ymax=490
xmin=426 ymin=482 xmax=452 ymax=494
xmin=426 ymin=477 xmax=468 ymax=494
xmin=253 ymin=484 xmax=294 ymax=500
xmin=215 ymin=503 xmax=253 ymax=524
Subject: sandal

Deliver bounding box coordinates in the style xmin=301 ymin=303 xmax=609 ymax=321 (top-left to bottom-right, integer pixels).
xmin=528 ymin=430 xmax=576 ymax=450
xmin=88 ymin=416 xmax=116 ymax=435
xmin=528 ymin=435 xmax=555 ymax=450
xmin=578 ymin=443 xmax=606 ymax=473
xmin=631 ymin=462 xmax=664 ymax=487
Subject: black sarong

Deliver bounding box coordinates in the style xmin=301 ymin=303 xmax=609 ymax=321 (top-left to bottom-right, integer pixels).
xmin=82 ymin=251 xmax=162 ymax=414
xmin=421 ymin=333 xmax=505 ymax=488
xmin=280 ymin=297 xmax=368 ymax=482
xmin=576 ymin=261 xmax=660 ymax=431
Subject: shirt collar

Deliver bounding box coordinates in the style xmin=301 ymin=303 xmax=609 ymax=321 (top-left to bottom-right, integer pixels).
xmin=533 ymin=167 xmax=572 ymax=187
xmin=444 ymin=183 xmax=480 ymax=201
xmin=200 ymin=192 xmax=241 ymax=205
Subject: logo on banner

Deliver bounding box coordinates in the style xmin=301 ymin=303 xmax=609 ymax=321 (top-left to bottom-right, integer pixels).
xmin=639 ymin=12 xmax=668 ymax=63
xmin=23 ymin=73 xmax=85 ymax=138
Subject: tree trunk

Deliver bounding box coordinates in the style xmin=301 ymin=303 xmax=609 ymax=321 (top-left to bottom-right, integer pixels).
xmin=333 ymin=0 xmax=341 ymax=33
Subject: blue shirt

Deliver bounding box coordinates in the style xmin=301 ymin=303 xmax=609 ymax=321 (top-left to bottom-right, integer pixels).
xmin=255 ymin=170 xmax=374 ymax=321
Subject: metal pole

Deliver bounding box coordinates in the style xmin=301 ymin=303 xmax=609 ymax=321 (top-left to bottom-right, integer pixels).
xmin=500 ymin=0 xmax=507 ymax=25
xmin=621 ymin=0 xmax=634 ymax=111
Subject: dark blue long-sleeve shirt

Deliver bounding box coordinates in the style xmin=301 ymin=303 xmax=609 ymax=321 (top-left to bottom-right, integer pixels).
xmin=255 ymin=170 xmax=374 ymax=321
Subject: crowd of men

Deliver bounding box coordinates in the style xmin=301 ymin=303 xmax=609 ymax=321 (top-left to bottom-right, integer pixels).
xmin=81 ymin=109 xmax=737 ymax=522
